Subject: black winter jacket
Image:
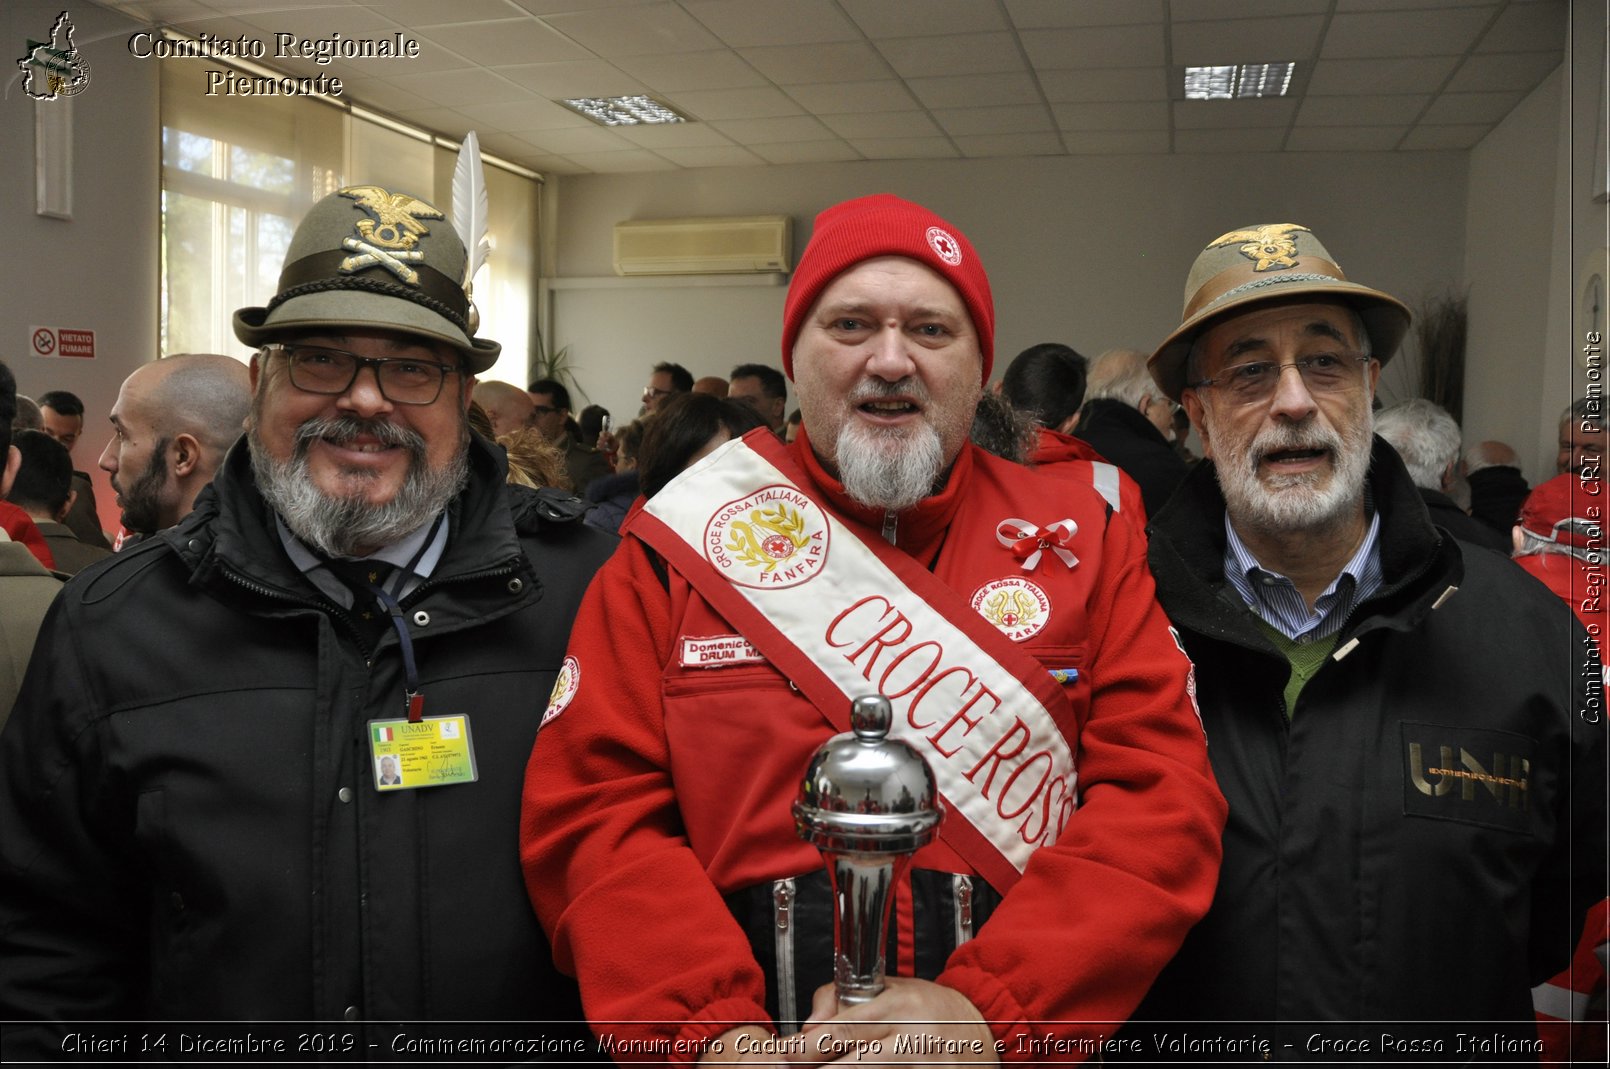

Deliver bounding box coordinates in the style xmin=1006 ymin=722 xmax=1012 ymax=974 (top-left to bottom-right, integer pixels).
xmin=1128 ymin=440 xmax=1605 ymax=1052
xmin=0 ymin=437 xmax=617 ymax=1057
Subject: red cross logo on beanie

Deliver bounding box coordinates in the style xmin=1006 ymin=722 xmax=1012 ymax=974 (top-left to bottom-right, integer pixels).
xmin=926 ymin=226 xmax=962 ymax=266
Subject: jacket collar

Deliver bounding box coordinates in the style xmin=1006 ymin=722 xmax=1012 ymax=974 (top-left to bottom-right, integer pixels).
xmin=1148 ymin=435 xmax=1462 ymax=647
xmin=789 ymin=424 xmax=972 ymax=567
xmin=1030 ymin=426 xmax=1105 ymax=466
xmin=1079 ymin=397 xmax=1174 ymax=449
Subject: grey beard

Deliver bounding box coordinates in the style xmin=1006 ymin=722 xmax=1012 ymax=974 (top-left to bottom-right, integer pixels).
xmin=834 ymin=419 xmax=945 ymax=512
xmin=251 ymin=415 xmax=468 ymax=557
xmin=1215 ymin=414 xmax=1373 ymax=536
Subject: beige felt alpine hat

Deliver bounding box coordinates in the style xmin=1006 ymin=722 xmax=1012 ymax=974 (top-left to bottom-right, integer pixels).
xmin=233 ymin=185 xmax=500 ymax=374
xmin=1148 ymin=223 xmax=1411 ymax=403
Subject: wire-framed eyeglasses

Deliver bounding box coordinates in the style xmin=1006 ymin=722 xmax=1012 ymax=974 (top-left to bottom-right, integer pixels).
xmin=1191 ymin=352 xmax=1371 ymax=405
xmin=262 ymin=343 xmax=460 ymax=405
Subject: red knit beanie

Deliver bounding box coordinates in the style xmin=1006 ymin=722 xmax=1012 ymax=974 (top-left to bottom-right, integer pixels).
xmin=781 ymin=194 xmax=994 ymax=383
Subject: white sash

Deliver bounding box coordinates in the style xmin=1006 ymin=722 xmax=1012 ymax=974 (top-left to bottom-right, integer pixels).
xmin=635 ymin=432 xmax=1078 ymax=889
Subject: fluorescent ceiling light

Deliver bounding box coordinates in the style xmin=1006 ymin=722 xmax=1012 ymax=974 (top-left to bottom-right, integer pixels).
xmin=1184 ymin=63 xmax=1295 ymax=101
xmin=561 ymin=95 xmax=688 ymax=126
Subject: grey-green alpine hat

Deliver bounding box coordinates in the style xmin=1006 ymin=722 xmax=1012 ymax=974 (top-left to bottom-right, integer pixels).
xmin=1148 ymin=223 xmax=1410 ymax=403
xmin=233 ymin=185 xmax=500 ymax=374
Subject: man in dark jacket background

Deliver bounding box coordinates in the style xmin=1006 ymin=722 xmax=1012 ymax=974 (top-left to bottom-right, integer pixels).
xmin=1128 ymin=223 xmax=1605 ymax=1051
xmin=0 ymin=186 xmax=615 ymax=1057
xmin=1074 ymin=347 xmax=1189 ymax=517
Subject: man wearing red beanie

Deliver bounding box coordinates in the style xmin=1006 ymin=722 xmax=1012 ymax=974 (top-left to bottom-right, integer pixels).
xmin=523 ymin=194 xmax=1226 ymax=1061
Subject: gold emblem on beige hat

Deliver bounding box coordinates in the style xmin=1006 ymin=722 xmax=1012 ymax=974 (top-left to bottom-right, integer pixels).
xmin=1206 ymin=223 xmax=1312 ymax=272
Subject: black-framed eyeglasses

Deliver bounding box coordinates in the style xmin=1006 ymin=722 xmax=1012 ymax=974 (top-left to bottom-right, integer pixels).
xmin=262 ymin=343 xmax=459 ymax=405
xmin=642 ymin=385 xmax=672 ymax=402
xmin=1191 ymin=352 xmax=1371 ymax=405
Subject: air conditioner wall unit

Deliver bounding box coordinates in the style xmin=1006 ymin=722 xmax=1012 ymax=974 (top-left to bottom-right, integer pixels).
xmin=613 ymin=215 xmax=793 ymax=276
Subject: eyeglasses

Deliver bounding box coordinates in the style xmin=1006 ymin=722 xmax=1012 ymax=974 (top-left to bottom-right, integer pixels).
xmin=642 ymin=385 xmax=673 ymax=403
xmin=1192 ymin=352 xmax=1370 ymax=405
xmin=263 ymin=343 xmax=459 ymax=405
xmin=530 ymin=404 xmax=558 ymax=416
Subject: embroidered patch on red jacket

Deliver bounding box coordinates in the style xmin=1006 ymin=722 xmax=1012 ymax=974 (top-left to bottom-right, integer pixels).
xmin=679 ymin=635 xmax=766 ymax=668
xmin=541 ymin=656 xmax=580 ymax=726
xmin=971 ymin=577 xmax=1051 ymax=642
xmin=703 ymin=485 xmax=830 ymax=589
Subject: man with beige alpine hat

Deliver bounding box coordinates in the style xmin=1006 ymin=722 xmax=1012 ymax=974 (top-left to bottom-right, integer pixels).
xmin=1129 ymin=223 xmax=1605 ymax=1040
xmin=0 ymin=184 xmax=614 ymax=1052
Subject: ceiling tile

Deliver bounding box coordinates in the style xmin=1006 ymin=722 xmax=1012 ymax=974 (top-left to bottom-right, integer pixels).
xmin=1335 ymin=0 xmax=1496 ymax=10
xmin=1172 ymin=98 xmax=1296 ymax=129
xmin=653 ymin=145 xmax=766 ymax=167
xmin=1285 ymin=126 xmax=1406 ymax=151
xmin=665 ymin=86 xmax=806 ymax=120
xmin=1444 ymin=51 xmax=1561 ymax=93
xmin=507 ymin=0 xmax=665 ymax=13
xmin=494 ymin=61 xmax=647 ymax=97
xmin=1307 ymin=56 xmax=1461 ymax=95
xmin=1005 ymin=0 xmax=1163 ymax=29
xmin=1063 ymin=130 xmax=1169 ymax=153
xmin=1021 ymin=25 xmax=1167 ymax=69
xmin=389 ymin=107 xmax=478 ymax=139
xmin=559 ymin=149 xmax=679 ymax=172
xmin=876 ymin=33 xmax=1025 ymax=79
xmin=1038 ymin=68 xmax=1169 ymax=103
xmin=519 ymin=125 xmax=641 ymax=154
xmin=844 ymin=136 xmax=959 ymax=159
xmin=455 ymin=98 xmax=588 ymax=131
xmin=682 ymin=0 xmax=860 ymax=48
xmin=905 ymin=71 xmax=1042 ymax=109
xmin=613 ymin=123 xmax=736 ymax=148
xmin=1171 ymin=0 xmax=1328 ymax=19
xmin=748 ymin=141 xmax=862 ymax=164
xmin=1418 ymin=90 xmax=1525 ymax=125
xmin=386 ymin=68 xmax=536 ymax=107
xmin=739 ymin=42 xmax=888 ymax=86
xmin=1475 ymin=0 xmax=1566 ymax=54
xmin=1053 ymin=101 xmax=1170 ymax=131
xmin=241 ymin=5 xmax=397 ymax=41
xmin=1296 ymin=94 xmax=1428 ymax=126
xmin=1399 ymin=124 xmax=1490 ymax=150
xmin=932 ymin=105 xmax=1053 ymax=136
xmin=1170 ymin=15 xmax=1325 ymax=67
xmin=1322 ymin=8 xmax=1494 ymax=60
xmin=784 ymin=80 xmax=919 ymax=113
xmin=414 ymin=19 xmax=592 ymax=66
xmin=956 ymin=132 xmax=1065 ymax=156
xmin=341 ymin=79 xmax=436 ymax=116
xmin=362 ymin=0 xmax=537 ymax=28
xmin=1173 ymin=127 xmax=1285 ymax=153
xmin=473 ymin=130 xmax=554 ymax=161
xmin=707 ymin=115 xmax=837 ymax=142
xmin=820 ymin=112 xmax=943 ymax=139
xmin=543 ymin=3 xmax=723 ymax=57
xmin=611 ymin=51 xmax=768 ymax=91
xmin=843 ymin=0 xmax=1007 ymax=38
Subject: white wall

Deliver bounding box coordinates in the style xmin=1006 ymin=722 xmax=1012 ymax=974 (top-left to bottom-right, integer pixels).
xmin=2 ymin=0 xmax=157 ymax=536
xmin=548 ymin=152 xmax=1469 ymax=427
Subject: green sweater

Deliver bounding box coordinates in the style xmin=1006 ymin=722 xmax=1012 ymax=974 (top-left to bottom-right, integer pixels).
xmin=1252 ymin=616 xmax=1341 ymax=717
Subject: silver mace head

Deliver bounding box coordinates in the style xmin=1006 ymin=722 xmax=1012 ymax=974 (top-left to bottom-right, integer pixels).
xmin=793 ymin=694 xmax=944 ymax=1008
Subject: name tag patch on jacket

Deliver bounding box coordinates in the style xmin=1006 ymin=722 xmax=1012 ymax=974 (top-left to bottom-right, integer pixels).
xmin=1401 ymin=721 xmax=1535 ymax=834
xmin=680 ymin=635 xmax=766 ymax=668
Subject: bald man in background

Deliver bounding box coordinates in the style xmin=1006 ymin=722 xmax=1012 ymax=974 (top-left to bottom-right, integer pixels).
xmin=98 ymin=354 xmax=251 ymax=539
xmin=473 ymin=380 xmax=536 ymax=438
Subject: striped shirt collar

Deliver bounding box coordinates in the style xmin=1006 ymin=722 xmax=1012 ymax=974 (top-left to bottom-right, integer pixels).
xmin=1223 ymin=509 xmax=1384 ymax=642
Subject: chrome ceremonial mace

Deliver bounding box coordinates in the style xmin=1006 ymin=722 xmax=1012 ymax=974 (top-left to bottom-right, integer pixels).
xmin=793 ymin=694 xmax=944 ymax=1008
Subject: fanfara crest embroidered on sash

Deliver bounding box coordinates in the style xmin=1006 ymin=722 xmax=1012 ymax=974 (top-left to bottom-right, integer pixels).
xmin=541 ymin=656 xmax=581 ymax=726
xmin=704 ymin=485 xmax=830 ymax=589
xmin=971 ymin=578 xmax=1051 ymax=642
xmin=338 ymin=185 xmax=446 ymax=285
xmin=1207 ymin=223 xmax=1311 ymax=272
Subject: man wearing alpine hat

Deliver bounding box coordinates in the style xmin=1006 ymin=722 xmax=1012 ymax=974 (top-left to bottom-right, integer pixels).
xmin=522 ymin=193 xmax=1226 ymax=1061
xmin=0 ymin=185 xmax=615 ymax=1052
xmin=1129 ymin=223 xmax=1605 ymax=1042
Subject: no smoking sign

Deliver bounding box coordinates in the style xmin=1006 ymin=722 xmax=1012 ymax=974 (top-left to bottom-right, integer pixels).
xmin=29 ymin=325 xmax=95 ymax=359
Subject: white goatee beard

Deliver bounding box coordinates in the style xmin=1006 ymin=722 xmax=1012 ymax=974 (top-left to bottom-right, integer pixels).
xmin=834 ymin=419 xmax=945 ymax=512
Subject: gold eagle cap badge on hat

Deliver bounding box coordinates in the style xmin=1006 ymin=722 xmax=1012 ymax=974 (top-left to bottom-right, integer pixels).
xmin=338 ymin=186 xmax=445 ymax=285
xmin=1206 ymin=223 xmax=1312 ymax=272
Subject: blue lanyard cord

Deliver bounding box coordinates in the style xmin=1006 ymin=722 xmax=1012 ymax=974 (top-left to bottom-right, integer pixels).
xmin=361 ymin=514 xmax=444 ymax=723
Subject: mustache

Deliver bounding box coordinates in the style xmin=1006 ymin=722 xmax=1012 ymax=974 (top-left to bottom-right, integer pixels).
xmin=847 ymin=377 xmax=930 ymax=406
xmin=292 ymin=415 xmax=426 ymax=456
xmin=1246 ymin=421 xmax=1344 ymax=470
